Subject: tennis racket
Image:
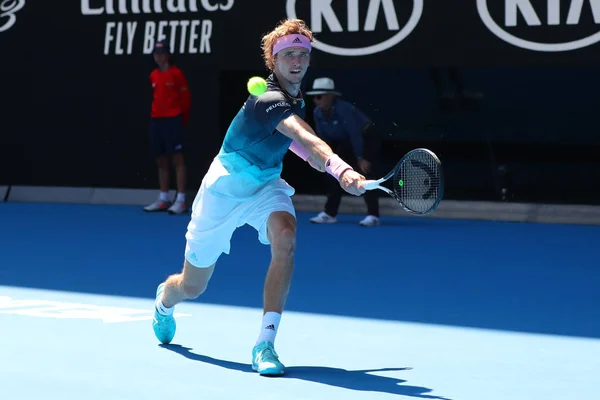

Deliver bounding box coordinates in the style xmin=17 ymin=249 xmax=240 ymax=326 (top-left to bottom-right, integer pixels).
xmin=363 ymin=148 xmax=444 ymax=215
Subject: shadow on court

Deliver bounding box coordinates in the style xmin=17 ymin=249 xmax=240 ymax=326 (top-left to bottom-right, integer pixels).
xmin=160 ymin=344 xmax=452 ymax=399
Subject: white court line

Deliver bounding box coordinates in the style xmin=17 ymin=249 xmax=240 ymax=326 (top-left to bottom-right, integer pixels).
xmin=0 ymin=295 xmax=191 ymax=323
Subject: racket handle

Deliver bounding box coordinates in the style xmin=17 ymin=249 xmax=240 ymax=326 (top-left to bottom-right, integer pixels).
xmin=363 ymin=180 xmax=380 ymax=191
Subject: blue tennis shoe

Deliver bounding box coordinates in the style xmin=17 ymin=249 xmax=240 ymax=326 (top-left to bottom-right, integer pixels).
xmin=252 ymin=341 xmax=285 ymax=376
xmin=152 ymin=283 xmax=176 ymax=344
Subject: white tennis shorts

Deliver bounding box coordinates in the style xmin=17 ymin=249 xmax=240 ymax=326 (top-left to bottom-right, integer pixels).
xmin=184 ymin=157 xmax=296 ymax=268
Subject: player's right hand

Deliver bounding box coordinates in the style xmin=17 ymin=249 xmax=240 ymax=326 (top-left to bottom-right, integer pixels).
xmin=340 ymin=170 xmax=366 ymax=196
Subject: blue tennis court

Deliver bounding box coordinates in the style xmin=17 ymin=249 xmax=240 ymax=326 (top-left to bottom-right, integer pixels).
xmin=1 ymin=202 xmax=598 ymax=399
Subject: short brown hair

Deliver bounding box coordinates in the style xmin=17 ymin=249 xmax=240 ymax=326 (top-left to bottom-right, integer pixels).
xmin=261 ymin=19 xmax=314 ymax=71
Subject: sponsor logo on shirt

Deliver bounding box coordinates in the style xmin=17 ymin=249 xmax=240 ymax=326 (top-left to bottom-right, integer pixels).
xmin=266 ymin=101 xmax=289 ymax=113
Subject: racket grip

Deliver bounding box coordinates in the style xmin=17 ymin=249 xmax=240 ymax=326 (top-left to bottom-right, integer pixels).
xmin=363 ymin=180 xmax=379 ymax=190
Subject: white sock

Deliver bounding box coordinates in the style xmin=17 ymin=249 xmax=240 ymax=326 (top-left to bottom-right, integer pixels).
xmin=256 ymin=312 xmax=281 ymax=345
xmin=159 ymin=192 xmax=169 ymax=202
xmin=155 ymin=298 xmax=174 ymax=316
xmin=176 ymin=192 xmax=186 ymax=203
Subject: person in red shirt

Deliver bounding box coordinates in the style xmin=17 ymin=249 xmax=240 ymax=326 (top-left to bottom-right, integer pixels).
xmin=144 ymin=40 xmax=191 ymax=215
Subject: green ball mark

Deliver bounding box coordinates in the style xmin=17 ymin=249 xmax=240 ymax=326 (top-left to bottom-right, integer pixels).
xmin=398 ymin=179 xmax=404 ymax=187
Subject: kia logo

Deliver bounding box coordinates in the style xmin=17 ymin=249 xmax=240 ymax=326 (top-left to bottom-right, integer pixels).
xmin=477 ymin=0 xmax=600 ymax=51
xmin=286 ymin=0 xmax=423 ymax=56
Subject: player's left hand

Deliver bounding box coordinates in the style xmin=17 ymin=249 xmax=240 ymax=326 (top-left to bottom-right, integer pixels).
xmin=339 ymin=170 xmax=366 ymax=196
xmin=307 ymin=156 xmax=326 ymax=172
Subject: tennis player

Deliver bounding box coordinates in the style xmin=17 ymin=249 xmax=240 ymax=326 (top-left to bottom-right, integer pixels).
xmin=151 ymin=19 xmax=366 ymax=377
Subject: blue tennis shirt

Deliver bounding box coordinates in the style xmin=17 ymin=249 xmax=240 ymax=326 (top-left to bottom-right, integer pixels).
xmin=211 ymin=74 xmax=306 ymax=199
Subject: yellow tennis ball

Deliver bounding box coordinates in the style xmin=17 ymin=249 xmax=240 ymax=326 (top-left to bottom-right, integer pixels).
xmin=247 ymin=76 xmax=267 ymax=96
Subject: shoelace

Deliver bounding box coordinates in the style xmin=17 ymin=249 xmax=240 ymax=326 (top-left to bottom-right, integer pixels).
xmin=259 ymin=347 xmax=278 ymax=362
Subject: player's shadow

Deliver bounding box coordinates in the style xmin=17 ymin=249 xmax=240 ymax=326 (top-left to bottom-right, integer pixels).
xmin=160 ymin=344 xmax=451 ymax=399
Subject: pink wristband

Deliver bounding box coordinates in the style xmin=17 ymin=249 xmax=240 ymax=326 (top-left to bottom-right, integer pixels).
xmin=289 ymin=140 xmax=310 ymax=161
xmin=325 ymin=154 xmax=353 ymax=180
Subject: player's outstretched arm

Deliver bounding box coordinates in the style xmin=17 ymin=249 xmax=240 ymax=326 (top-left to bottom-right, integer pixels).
xmin=277 ymin=114 xmax=366 ymax=196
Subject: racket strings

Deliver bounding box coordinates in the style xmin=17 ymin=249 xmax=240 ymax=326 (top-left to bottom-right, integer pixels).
xmin=393 ymin=151 xmax=441 ymax=214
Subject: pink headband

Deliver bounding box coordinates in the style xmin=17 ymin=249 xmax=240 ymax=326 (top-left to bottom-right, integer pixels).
xmin=273 ymin=34 xmax=312 ymax=55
